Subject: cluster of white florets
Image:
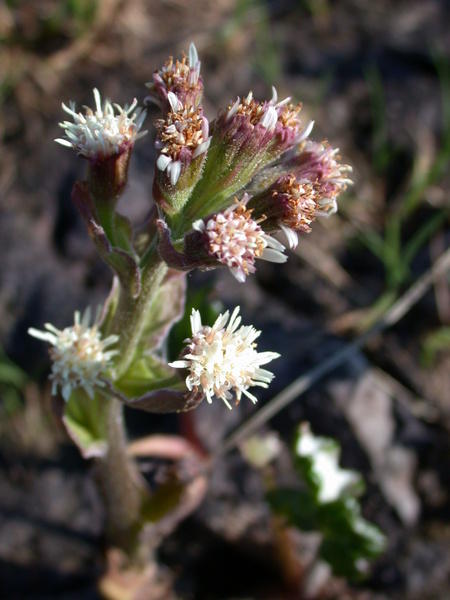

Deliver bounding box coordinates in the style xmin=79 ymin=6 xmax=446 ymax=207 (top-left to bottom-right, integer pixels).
xmin=155 ymin=92 xmax=211 ymax=186
xmin=169 ymin=307 xmax=280 ymax=409
xmin=28 ymin=309 xmax=118 ymax=401
xmin=56 ymin=88 xmax=147 ymax=159
xmin=193 ymin=198 xmax=287 ymax=282
xmin=48 ymin=43 xmax=354 ymax=411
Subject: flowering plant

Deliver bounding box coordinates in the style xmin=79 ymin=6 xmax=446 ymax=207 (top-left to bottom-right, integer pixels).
xmin=29 ymin=43 xmax=353 ymax=578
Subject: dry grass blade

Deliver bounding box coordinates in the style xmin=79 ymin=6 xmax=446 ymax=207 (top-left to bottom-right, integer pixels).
xmin=216 ymin=248 xmax=450 ymax=457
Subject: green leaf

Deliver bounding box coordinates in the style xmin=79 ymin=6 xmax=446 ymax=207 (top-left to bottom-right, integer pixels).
xmin=115 ymin=354 xmax=181 ymax=398
xmin=294 ymin=424 xmax=364 ymax=503
xmin=141 ymin=480 xmax=184 ymax=523
xmin=138 ymin=270 xmax=187 ymax=354
xmin=62 ymin=389 xmax=108 ymax=458
xmin=318 ymin=498 xmax=386 ymax=579
xmin=266 ymin=488 xmax=319 ymax=531
xmin=268 ymin=423 xmax=386 ymax=581
xmin=72 ymin=182 xmax=142 ymax=299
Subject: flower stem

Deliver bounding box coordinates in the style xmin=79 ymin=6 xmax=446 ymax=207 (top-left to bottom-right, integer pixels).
xmin=95 ymin=394 xmax=145 ymax=552
xmin=110 ymin=252 xmax=168 ymax=378
xmin=96 ymin=249 xmax=168 ymax=551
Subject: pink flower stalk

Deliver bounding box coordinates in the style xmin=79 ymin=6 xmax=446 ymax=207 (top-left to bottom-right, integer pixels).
xmin=192 ymin=197 xmax=287 ymax=282
xmin=146 ymin=43 xmax=203 ymax=111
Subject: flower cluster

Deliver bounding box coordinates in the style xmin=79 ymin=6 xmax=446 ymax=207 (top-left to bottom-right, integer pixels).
xmin=56 ymin=89 xmax=147 ymax=160
xmin=288 ymin=140 xmax=353 ymax=216
xmin=44 ymin=42 xmax=353 ymax=410
xmin=146 ymin=42 xmax=203 ymax=110
xmin=169 ymin=307 xmax=279 ymax=409
xmin=248 ymin=174 xmax=320 ymax=249
xmin=155 ymin=92 xmax=210 ymax=187
xmin=192 ymin=197 xmax=287 ymax=282
xmin=28 ymin=309 xmax=118 ymax=401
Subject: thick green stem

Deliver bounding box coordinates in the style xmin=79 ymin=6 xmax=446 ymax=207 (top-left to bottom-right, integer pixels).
xmin=111 ymin=254 xmax=168 ymax=378
xmin=95 ymin=395 xmax=145 ymax=552
xmin=96 ymin=250 xmax=168 ymax=551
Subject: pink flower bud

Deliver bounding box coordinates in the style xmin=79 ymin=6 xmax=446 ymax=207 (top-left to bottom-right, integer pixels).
xmin=146 ymin=43 xmax=203 ymax=111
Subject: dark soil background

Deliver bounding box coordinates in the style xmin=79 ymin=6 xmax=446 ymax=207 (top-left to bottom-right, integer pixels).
xmin=0 ymin=1 xmax=449 ymax=598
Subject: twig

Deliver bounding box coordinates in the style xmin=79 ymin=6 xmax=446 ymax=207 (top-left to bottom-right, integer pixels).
xmin=214 ymin=248 xmax=450 ymax=458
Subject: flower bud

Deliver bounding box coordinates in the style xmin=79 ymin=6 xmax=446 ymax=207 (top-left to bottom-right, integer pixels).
xmin=154 ymin=92 xmax=211 ymax=215
xmin=192 ymin=198 xmax=287 ymax=282
xmin=285 ymin=140 xmax=353 ymax=216
xmin=181 ymin=88 xmax=313 ymax=224
xmin=158 ymin=197 xmax=287 ymax=281
xmin=248 ymin=174 xmax=319 ymax=249
xmin=146 ymin=42 xmax=203 ymax=111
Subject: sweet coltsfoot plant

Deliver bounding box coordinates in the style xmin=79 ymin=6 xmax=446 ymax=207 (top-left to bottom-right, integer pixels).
xmin=29 ymin=43 xmax=353 ymax=565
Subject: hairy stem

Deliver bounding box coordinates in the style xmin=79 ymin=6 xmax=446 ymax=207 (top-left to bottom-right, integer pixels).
xmin=96 ymin=250 xmax=168 ymax=550
xmin=111 ymin=252 xmax=168 ymax=378
xmin=95 ymin=395 xmax=145 ymax=552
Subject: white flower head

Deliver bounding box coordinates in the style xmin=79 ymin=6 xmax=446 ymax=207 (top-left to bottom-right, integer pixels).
xmin=55 ymin=88 xmax=147 ymax=159
xmin=28 ymin=308 xmax=119 ymax=401
xmin=169 ymin=306 xmax=280 ymax=409
xmin=192 ymin=197 xmax=287 ymax=282
xmin=155 ymin=93 xmax=210 ymax=186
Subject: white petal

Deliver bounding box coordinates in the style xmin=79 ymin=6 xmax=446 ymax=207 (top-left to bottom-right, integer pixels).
xmin=263 ymin=234 xmax=286 ymax=252
xmin=279 ymin=224 xmax=298 ymax=249
xmin=54 ymin=138 xmax=74 ymax=148
xmin=168 ymin=91 xmax=182 ymax=112
xmin=260 ymin=106 xmax=278 ymax=131
xmin=169 ymin=360 xmax=190 ymax=369
xmin=271 ymin=86 xmax=278 ymax=104
xmin=192 ymin=137 xmax=211 ymax=158
xmin=227 ymin=98 xmax=240 ymax=120
xmin=189 ymin=42 xmax=199 ymax=67
xmin=156 ymin=154 xmax=172 ymax=171
xmin=230 ymin=267 xmax=247 ymax=283
xmin=297 ymin=120 xmax=314 ymax=142
xmin=261 ymin=248 xmax=288 ymax=263
xmin=192 ymin=219 xmax=205 ymax=232
xmin=168 ymin=160 xmax=182 ymax=186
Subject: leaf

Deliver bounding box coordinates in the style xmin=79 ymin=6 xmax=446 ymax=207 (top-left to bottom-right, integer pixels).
xmin=268 ymin=423 xmax=386 ymax=581
xmin=141 ymin=480 xmax=185 ymax=523
xmin=294 ymin=423 xmax=364 ymax=503
xmin=115 ymin=354 xmax=180 ymax=397
xmin=318 ymin=498 xmax=386 ymax=579
xmin=98 ymin=276 xmax=120 ymax=333
xmin=62 ymin=388 xmax=108 ymax=459
xmin=126 ymin=387 xmax=204 ymax=414
xmin=266 ymin=488 xmax=319 ymax=531
xmin=112 ymin=354 xmax=204 ymax=413
xmin=72 ymin=181 xmax=141 ymax=298
xmin=138 ymin=269 xmax=187 ymax=353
